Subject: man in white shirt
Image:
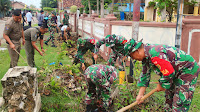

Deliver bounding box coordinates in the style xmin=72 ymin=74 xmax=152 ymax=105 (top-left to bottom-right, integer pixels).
xmin=61 ymin=25 xmax=71 ymax=41
xmin=26 ymin=10 xmax=33 ymax=26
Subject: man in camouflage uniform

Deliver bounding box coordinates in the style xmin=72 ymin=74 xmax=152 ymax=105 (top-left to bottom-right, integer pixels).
xmin=124 ymin=39 xmax=200 ymax=111
xmin=84 ymin=64 xmax=118 ymax=112
xmin=74 ymin=37 xmax=96 ymax=71
xmin=62 ymin=11 xmax=69 ymax=25
xmin=44 ymin=12 xmax=57 ymax=47
xmin=94 ymin=34 xmax=127 ymax=71
xmin=3 ymin=9 xmax=25 ymax=68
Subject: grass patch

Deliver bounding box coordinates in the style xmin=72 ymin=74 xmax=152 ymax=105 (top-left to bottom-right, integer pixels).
xmin=0 ymin=37 xmax=200 ymax=111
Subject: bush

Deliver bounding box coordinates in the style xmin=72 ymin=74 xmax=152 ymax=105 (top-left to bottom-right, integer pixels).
xmin=43 ymin=7 xmax=54 ymax=12
xmin=70 ymin=5 xmax=78 ymax=14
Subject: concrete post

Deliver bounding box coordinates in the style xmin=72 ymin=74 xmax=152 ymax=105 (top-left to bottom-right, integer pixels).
xmin=130 ymin=0 xmax=141 ymax=77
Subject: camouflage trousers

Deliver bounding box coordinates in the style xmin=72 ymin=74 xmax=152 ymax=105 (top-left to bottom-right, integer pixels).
xmin=45 ymin=30 xmax=55 ymax=45
xmin=108 ymin=51 xmax=124 ymax=71
xmin=84 ymin=65 xmax=117 ymax=110
xmin=164 ymin=63 xmax=200 ymax=112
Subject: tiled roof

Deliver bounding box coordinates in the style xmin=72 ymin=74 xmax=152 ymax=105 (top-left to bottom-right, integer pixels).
xmin=63 ymin=0 xmax=84 ymax=8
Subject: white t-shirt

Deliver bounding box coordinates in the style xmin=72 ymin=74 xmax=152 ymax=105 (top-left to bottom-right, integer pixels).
xmin=57 ymin=15 xmax=61 ymax=27
xmin=26 ymin=12 xmax=32 ymax=22
xmin=57 ymin=15 xmax=60 ymax=23
xmin=61 ymin=25 xmax=68 ymax=31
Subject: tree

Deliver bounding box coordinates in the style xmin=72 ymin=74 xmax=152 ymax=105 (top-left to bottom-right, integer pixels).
xmin=41 ymin=0 xmax=57 ymax=8
xmin=88 ymin=0 xmax=92 ymax=15
xmin=152 ymin=0 xmax=197 ymax=22
xmin=30 ymin=4 xmax=36 ymax=9
xmin=100 ymin=0 xmax=104 ymax=18
xmin=97 ymin=0 xmax=99 ymax=15
xmin=0 ymin=0 xmax=11 ymax=17
xmin=81 ymin=0 xmax=112 ymax=14
xmin=110 ymin=0 xmax=114 ymax=14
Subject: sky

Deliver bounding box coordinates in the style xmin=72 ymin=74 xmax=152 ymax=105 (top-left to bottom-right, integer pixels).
xmin=15 ymin=0 xmax=41 ymax=8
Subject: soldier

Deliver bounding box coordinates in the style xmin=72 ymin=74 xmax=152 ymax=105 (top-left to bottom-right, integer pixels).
xmin=3 ymin=9 xmax=25 ymax=68
xmin=93 ymin=34 xmax=127 ymax=83
xmin=74 ymin=37 xmax=97 ymax=71
xmin=84 ymin=64 xmax=118 ymax=112
xmin=44 ymin=12 xmax=57 ymax=47
xmin=62 ymin=11 xmax=69 ymax=25
xmin=124 ymin=39 xmax=200 ymax=111
xmin=24 ymin=24 xmax=48 ymax=67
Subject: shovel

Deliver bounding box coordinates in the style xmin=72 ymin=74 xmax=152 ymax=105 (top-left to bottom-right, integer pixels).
xmin=14 ymin=49 xmax=29 ymax=65
xmin=117 ymin=88 xmax=158 ymax=112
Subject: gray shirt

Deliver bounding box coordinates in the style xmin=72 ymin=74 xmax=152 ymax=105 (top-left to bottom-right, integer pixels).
xmin=38 ymin=13 xmax=44 ymax=24
xmin=24 ymin=26 xmax=43 ymax=41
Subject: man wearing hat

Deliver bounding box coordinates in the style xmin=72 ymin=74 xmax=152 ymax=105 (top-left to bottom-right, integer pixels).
xmin=44 ymin=12 xmax=57 ymax=47
xmin=3 ymin=9 xmax=25 ymax=68
xmin=93 ymin=34 xmax=127 ymax=83
xmin=84 ymin=64 xmax=118 ymax=112
xmin=63 ymin=11 xmax=69 ymax=25
xmin=124 ymin=39 xmax=200 ymax=111
xmin=74 ymin=37 xmax=97 ymax=71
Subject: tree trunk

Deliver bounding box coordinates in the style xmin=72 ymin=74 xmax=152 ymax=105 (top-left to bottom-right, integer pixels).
xmin=97 ymin=0 xmax=99 ymax=15
xmin=160 ymin=5 xmax=166 ymax=22
xmin=128 ymin=1 xmax=131 ymax=20
xmin=120 ymin=0 xmax=122 ymax=7
xmin=101 ymin=0 xmax=104 ymax=18
xmin=110 ymin=0 xmax=114 ymax=14
xmin=88 ymin=0 xmax=92 ymax=15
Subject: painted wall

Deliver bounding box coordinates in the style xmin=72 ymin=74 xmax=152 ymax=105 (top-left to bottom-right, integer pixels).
xmin=70 ymin=14 xmax=199 ymax=63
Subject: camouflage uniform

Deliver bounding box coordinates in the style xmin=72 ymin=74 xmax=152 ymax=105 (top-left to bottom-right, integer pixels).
xmin=84 ymin=64 xmax=118 ymax=111
xmin=137 ymin=44 xmax=200 ymax=111
xmin=74 ymin=37 xmax=96 ymax=64
xmin=63 ymin=13 xmax=69 ymax=25
xmin=45 ymin=16 xmax=56 ymax=46
xmin=94 ymin=34 xmax=127 ymax=71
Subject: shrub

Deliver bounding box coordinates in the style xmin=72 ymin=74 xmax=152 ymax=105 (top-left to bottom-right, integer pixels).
xmin=70 ymin=5 xmax=78 ymax=14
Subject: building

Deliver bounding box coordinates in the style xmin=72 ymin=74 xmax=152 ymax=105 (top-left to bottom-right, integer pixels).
xmin=58 ymin=0 xmax=84 ymax=11
xmin=12 ymin=1 xmax=29 ymax=9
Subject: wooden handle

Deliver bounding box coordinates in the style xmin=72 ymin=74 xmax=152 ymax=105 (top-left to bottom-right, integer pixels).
xmin=117 ymin=88 xmax=157 ymax=112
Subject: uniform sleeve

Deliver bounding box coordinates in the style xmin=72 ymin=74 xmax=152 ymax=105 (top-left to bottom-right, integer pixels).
xmin=90 ymin=45 xmax=95 ymax=53
xmin=151 ymin=53 xmax=175 ymax=89
xmin=31 ymin=30 xmax=38 ymax=42
xmin=94 ymin=38 xmax=106 ymax=54
xmin=4 ymin=23 xmax=13 ymax=35
xmin=76 ymin=38 xmax=85 ymax=63
xmin=137 ymin=60 xmax=151 ymax=87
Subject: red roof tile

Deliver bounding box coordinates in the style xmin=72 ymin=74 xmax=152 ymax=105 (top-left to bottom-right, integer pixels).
xmin=63 ymin=0 xmax=84 ymax=8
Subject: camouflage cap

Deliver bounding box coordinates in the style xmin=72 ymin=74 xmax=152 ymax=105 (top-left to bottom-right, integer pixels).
xmin=124 ymin=39 xmax=143 ymax=56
